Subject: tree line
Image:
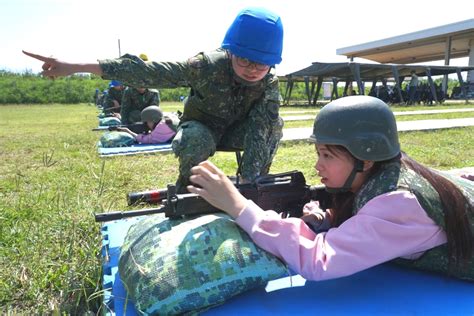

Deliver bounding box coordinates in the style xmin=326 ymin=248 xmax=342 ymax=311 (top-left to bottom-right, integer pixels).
xmin=0 ymin=71 xmax=190 ymax=104
xmin=0 ymin=70 xmax=460 ymax=105
xmin=0 ymin=70 xmax=312 ymax=104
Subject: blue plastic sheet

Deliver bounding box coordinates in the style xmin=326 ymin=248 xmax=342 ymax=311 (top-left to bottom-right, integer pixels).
xmin=100 ymin=217 xmax=474 ymax=315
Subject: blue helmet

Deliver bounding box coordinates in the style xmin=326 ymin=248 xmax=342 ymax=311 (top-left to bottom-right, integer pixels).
xmin=109 ymin=80 xmax=123 ymax=88
xmin=221 ymin=7 xmax=283 ymax=66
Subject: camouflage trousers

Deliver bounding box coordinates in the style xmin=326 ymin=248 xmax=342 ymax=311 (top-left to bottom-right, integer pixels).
xmin=172 ymin=117 xmax=283 ymax=193
xmin=127 ymin=109 xmax=142 ymax=124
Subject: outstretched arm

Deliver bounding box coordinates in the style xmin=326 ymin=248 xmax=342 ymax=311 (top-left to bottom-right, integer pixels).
xmin=187 ymin=161 xmax=247 ymax=218
xmin=22 ymin=50 xmax=103 ymax=78
xmin=116 ymin=127 xmax=137 ymax=138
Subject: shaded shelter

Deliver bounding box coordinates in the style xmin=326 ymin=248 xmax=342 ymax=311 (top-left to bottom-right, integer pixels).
xmin=280 ymin=62 xmax=474 ymax=105
xmin=336 ymin=19 xmax=474 ymax=94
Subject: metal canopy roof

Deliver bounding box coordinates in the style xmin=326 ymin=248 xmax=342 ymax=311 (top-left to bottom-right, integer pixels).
xmin=336 ymin=19 xmax=474 ymax=64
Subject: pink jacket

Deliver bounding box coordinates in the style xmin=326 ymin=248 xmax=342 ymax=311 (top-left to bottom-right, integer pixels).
xmin=135 ymin=121 xmax=176 ymax=144
xmin=235 ymin=190 xmax=448 ymax=281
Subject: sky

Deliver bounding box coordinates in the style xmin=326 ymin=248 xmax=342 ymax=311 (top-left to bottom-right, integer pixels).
xmin=1 ymin=0 xmax=473 ymax=76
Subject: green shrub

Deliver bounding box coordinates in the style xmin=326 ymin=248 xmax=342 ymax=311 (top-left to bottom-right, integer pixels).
xmin=0 ymin=71 xmax=189 ymax=104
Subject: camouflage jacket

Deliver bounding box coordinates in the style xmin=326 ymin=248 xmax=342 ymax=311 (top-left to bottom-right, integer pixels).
xmin=99 ymin=49 xmax=281 ymax=174
xmin=353 ymin=161 xmax=474 ymax=280
xmin=103 ymin=87 xmax=124 ymax=113
xmin=120 ymin=87 xmax=160 ymax=124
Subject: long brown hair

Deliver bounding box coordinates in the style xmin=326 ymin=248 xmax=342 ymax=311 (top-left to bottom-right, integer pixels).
xmin=326 ymin=145 xmax=473 ymax=267
xmin=401 ymin=152 xmax=473 ymax=267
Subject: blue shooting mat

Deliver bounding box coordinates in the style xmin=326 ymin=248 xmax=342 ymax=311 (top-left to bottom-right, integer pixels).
xmin=100 ymin=217 xmax=474 ymax=316
xmin=98 ymin=143 xmax=172 ymax=158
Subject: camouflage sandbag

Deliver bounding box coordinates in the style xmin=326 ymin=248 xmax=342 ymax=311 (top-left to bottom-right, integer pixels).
xmin=99 ymin=117 xmax=121 ymax=126
xmin=118 ymin=213 xmax=288 ymax=315
xmin=98 ymin=131 xmax=136 ymax=148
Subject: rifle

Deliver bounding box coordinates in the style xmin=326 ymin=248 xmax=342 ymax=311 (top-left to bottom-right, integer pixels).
xmin=127 ymin=175 xmax=246 ymax=206
xmin=94 ymin=171 xmax=332 ymax=222
xmin=92 ymin=123 xmax=149 ymax=134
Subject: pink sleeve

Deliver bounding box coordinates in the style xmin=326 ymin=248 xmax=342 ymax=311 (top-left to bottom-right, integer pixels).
xmin=135 ymin=122 xmax=176 ymax=144
xmin=235 ymin=190 xmax=447 ymax=281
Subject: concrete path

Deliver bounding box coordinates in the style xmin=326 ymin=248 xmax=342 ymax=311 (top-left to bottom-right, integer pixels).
xmin=283 ymin=115 xmax=316 ymax=121
xmin=394 ymin=108 xmax=474 ymax=116
xmin=282 ymin=117 xmax=474 ymax=141
xmin=281 ymin=108 xmax=474 ymax=122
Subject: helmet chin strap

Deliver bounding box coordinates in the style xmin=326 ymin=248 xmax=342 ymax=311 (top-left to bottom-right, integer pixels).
xmin=325 ymin=160 xmax=364 ymax=193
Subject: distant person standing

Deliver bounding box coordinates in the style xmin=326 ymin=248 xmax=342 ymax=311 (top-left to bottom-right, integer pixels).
xmin=103 ymin=80 xmax=125 ymax=114
xmin=121 ymin=87 xmax=160 ymax=124
xmin=120 ymin=54 xmax=161 ymax=124
xmin=408 ymin=71 xmax=419 ymax=105
xmin=93 ymin=88 xmax=100 ymax=106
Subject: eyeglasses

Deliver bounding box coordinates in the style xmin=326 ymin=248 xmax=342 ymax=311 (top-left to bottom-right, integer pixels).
xmin=234 ymin=56 xmax=270 ymax=71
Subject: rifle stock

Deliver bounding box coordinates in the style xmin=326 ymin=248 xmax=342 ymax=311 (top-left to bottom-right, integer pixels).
xmin=95 ymin=171 xmax=332 ymax=223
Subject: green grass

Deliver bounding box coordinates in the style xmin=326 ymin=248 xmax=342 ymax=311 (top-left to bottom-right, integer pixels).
xmin=0 ymin=102 xmax=473 ymax=313
xmin=282 ymin=102 xmax=474 ymax=129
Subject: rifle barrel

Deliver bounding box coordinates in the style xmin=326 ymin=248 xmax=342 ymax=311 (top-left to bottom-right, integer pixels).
xmin=94 ymin=206 xmax=165 ymax=222
xmin=127 ymin=188 xmax=168 ymax=205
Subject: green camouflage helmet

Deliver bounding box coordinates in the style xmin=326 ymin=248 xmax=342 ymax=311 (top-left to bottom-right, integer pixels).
xmin=310 ymin=96 xmax=400 ymax=161
xmin=141 ymin=105 xmax=163 ymax=123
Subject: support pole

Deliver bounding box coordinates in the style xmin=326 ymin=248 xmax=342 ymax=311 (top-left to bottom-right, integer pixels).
xmin=456 ymin=69 xmax=467 ymax=102
xmin=304 ymin=76 xmax=311 ymax=105
xmin=426 ymin=68 xmax=438 ymax=104
xmin=391 ymin=66 xmax=404 ymax=104
xmin=283 ymin=77 xmax=291 ymax=105
xmin=313 ymin=76 xmax=323 ymax=105
xmin=349 ymin=63 xmax=364 ymax=95
xmin=442 ymin=36 xmax=452 ymax=97
xmin=310 ymin=79 xmax=317 ymax=104
xmin=343 ymin=81 xmax=350 ymax=96
xmin=287 ymin=79 xmax=294 ymax=105
xmin=331 ymin=78 xmax=339 ymax=100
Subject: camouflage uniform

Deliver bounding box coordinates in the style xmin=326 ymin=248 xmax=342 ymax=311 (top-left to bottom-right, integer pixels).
xmin=120 ymin=87 xmax=160 ymax=125
xmin=103 ymin=87 xmax=124 ymax=114
xmin=99 ymin=49 xmax=283 ymax=192
xmin=354 ymin=161 xmax=474 ymax=280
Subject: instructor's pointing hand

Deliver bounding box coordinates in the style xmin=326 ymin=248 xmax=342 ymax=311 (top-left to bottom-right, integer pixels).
xmin=22 ymin=50 xmax=103 ymax=78
xmin=23 ymin=51 xmax=73 ymax=78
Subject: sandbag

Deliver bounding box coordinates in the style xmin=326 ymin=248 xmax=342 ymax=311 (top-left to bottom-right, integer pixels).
xmin=118 ymin=214 xmax=287 ymax=315
xmin=98 ymin=131 xmax=136 ymax=148
xmin=99 ymin=117 xmax=122 ymax=126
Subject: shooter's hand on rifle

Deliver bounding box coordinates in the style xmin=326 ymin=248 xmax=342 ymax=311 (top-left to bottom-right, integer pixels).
xmin=115 ymin=126 xmax=137 ymax=138
xmin=300 ymin=201 xmax=332 ymax=233
xmin=22 ymin=50 xmax=103 ymax=78
xmin=115 ymin=126 xmax=129 ymax=133
xmin=188 ymin=160 xmax=247 ymax=218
